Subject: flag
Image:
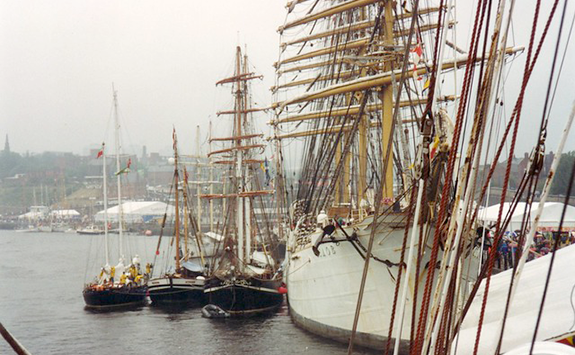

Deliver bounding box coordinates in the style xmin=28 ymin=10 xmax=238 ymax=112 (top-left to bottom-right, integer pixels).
xmin=411 ymin=44 xmax=422 ymax=65
xmin=430 ymin=136 xmax=440 ymax=159
xmin=172 ymin=127 xmax=177 ymax=151
xmin=115 ymin=167 xmax=130 ymax=176
xmin=96 ymin=144 xmax=104 ymax=159
xmin=422 ymin=77 xmax=430 ymax=92
xmin=411 ymin=43 xmax=423 ymax=80
xmin=264 ymin=157 xmax=271 ymax=186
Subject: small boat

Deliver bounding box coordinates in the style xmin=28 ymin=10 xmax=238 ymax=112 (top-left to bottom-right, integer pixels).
xmin=201 ymin=304 xmax=230 ymax=319
xmin=83 ymin=89 xmax=147 ymax=309
xmin=76 ymin=225 xmax=104 ymax=235
xmin=147 ymin=130 xmax=206 ymax=305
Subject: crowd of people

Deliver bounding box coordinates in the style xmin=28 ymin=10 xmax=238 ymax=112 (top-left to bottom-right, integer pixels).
xmin=478 ymin=228 xmax=575 ymax=271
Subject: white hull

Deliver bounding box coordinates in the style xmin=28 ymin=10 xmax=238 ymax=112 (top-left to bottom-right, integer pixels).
xmin=286 ymin=213 xmax=478 ymax=351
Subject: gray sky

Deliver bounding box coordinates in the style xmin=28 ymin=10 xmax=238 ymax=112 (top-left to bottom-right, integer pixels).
xmin=0 ymin=0 xmax=285 ymax=156
xmin=1 ymin=1 xmax=574 ymax=158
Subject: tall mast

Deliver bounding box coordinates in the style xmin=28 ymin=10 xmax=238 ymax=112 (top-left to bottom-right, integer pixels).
xmin=102 ymin=143 xmax=109 ymax=266
xmin=112 ymin=87 xmax=125 ymax=261
xmin=243 ymin=50 xmax=252 ymax=264
xmin=209 ymin=120 xmax=214 ymax=233
xmin=174 ymin=131 xmax=181 ymax=271
xmin=196 ymin=125 xmax=202 ymax=236
xmin=182 ymin=166 xmax=189 ymax=262
xmin=234 ymin=46 xmax=245 ymax=268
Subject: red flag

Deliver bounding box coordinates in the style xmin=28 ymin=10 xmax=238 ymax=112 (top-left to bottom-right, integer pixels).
xmin=96 ymin=144 xmax=104 ymax=159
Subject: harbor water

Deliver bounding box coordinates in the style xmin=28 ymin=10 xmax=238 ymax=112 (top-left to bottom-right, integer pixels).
xmin=0 ymin=230 xmax=375 ymax=354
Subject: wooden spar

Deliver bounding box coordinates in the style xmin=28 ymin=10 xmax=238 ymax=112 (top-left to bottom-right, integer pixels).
xmin=200 ymin=190 xmax=275 ymax=200
xmin=274 ymin=71 xmax=356 ymax=91
xmin=209 ymin=133 xmax=263 ymax=142
xmin=281 ymin=20 xmax=450 ymax=51
xmin=271 ymin=118 xmax=418 ymax=140
xmin=207 ymin=144 xmax=265 ymax=157
xmin=277 ymin=38 xmax=370 ymax=68
xmin=216 ymin=72 xmax=263 ymax=86
xmin=271 ymin=97 xmax=456 ymax=125
xmin=0 ymin=322 xmax=31 ymax=355
xmin=216 ymin=107 xmax=268 ymax=116
xmin=381 ymin=0 xmax=394 ymax=201
xmin=279 ymin=0 xmax=381 ymax=34
xmin=274 ymin=47 xmax=523 ymax=111
xmin=212 ymin=159 xmax=265 ymax=165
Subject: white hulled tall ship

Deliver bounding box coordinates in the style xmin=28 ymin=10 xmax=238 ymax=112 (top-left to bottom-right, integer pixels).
xmin=270 ymin=0 xmax=532 ymax=353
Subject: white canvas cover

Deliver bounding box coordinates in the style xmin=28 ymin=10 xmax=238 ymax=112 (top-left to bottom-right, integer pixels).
xmin=453 ymin=244 xmax=575 ymax=354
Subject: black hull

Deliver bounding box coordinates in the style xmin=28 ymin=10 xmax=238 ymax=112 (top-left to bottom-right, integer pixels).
xmin=83 ymin=285 xmax=147 ymax=308
xmin=204 ymin=277 xmax=283 ymax=315
xmin=148 ymin=277 xmax=205 ymax=305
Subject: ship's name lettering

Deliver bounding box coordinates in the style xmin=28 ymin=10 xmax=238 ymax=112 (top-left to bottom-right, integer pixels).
xmin=319 ymin=245 xmax=337 ymax=257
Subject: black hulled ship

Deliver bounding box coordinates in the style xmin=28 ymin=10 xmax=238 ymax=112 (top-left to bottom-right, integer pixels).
xmin=148 ymin=130 xmax=207 ymax=306
xmin=203 ymin=46 xmax=284 ymax=315
xmin=83 ymin=90 xmax=148 ymax=309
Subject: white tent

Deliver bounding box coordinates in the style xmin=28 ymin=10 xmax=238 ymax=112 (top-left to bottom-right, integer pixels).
xmin=95 ymin=201 xmax=174 ymax=223
xmin=478 ymin=202 xmax=575 ymax=231
xmin=50 ymin=209 xmax=81 ymax=218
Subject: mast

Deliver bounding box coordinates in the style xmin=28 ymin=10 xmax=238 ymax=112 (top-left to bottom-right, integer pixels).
xmin=173 ymin=131 xmax=181 ymax=271
xmin=209 ymin=121 xmax=214 ymax=233
xmin=196 ymin=125 xmax=202 ymax=236
xmin=102 ymin=143 xmax=109 ymax=266
xmin=112 ymin=87 xmax=125 ymax=261
xmin=234 ymin=46 xmax=245 ymax=268
xmin=243 ymin=50 xmax=252 ymax=264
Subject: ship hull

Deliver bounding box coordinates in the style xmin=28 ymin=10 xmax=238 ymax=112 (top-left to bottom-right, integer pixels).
xmin=83 ymin=285 xmax=147 ymax=308
xmin=148 ymin=276 xmax=205 ymax=305
xmin=286 ymin=214 xmax=478 ymax=351
xmin=204 ymin=277 xmax=284 ymax=315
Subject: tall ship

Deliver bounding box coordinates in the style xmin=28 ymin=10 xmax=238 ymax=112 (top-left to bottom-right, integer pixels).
xmin=148 ymin=130 xmax=206 ymax=305
xmin=83 ymin=89 xmax=148 ymax=308
xmin=203 ymin=46 xmax=284 ymax=315
xmin=268 ymin=0 xmax=564 ymax=353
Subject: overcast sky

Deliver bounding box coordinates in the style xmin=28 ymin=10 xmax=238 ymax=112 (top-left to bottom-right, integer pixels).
xmin=0 ymin=0 xmax=285 ymax=157
xmin=1 ymin=1 xmax=574 ymax=158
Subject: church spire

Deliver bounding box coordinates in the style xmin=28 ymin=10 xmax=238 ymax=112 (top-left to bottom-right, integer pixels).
xmin=4 ymin=134 xmax=10 ymax=153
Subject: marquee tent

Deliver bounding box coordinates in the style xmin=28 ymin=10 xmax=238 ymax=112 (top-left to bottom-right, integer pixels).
xmin=478 ymin=202 xmax=575 ymax=231
xmin=95 ymin=201 xmax=174 ymax=223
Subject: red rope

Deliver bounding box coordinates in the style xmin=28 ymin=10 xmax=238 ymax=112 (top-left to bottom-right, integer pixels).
xmin=411 ymin=0 xmax=488 ymax=352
